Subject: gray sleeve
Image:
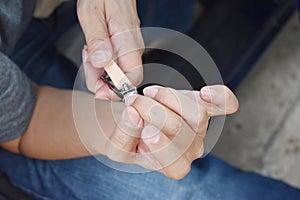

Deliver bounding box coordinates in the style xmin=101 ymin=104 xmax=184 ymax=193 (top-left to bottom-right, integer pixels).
xmin=0 ymin=52 xmax=36 ymax=143
xmin=0 ymin=0 xmax=36 ymax=55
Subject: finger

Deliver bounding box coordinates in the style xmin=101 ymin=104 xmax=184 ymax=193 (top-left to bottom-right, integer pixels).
xmin=184 ymin=134 xmax=205 ymax=162
xmin=139 ymin=124 xmax=191 ymax=180
xmin=82 ymin=46 xmax=105 ymax=93
xmin=111 ymin=28 xmax=144 ymax=87
xmin=200 ymin=85 xmax=239 ymax=116
xmin=110 ymin=29 xmax=144 ymax=88
xmin=83 ymin=47 xmax=121 ymax=100
xmin=77 ymin=1 xmax=113 ymax=68
xmin=105 ymin=1 xmax=144 ymax=87
xmin=95 ymin=84 xmax=122 ymax=101
xmin=125 ymin=95 xmax=188 ymax=138
xmin=118 ymin=52 xmax=144 ymax=87
xmin=143 ymin=86 xmax=209 ymax=134
xmin=105 ymin=106 xmax=143 ymax=164
xmin=144 ymin=87 xmax=208 ymax=162
xmin=136 ymin=141 xmax=164 ymax=171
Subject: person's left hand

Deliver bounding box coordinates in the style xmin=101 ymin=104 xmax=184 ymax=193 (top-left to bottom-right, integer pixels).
xmin=103 ymin=85 xmax=239 ymax=180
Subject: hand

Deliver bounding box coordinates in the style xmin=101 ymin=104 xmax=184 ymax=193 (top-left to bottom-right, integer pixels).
xmin=3 ymin=83 xmax=237 ymax=167
xmin=78 ymin=0 xmax=144 ymax=100
xmin=102 ymin=85 xmax=239 ymax=180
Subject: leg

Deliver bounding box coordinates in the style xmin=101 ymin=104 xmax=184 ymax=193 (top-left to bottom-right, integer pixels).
xmin=0 ymin=149 xmax=299 ymax=200
xmin=137 ymin=0 xmax=197 ymax=33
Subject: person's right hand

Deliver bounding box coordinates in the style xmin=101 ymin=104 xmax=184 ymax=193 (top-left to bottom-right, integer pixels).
xmin=78 ymin=0 xmax=144 ymax=100
xmin=103 ymin=85 xmax=239 ymax=180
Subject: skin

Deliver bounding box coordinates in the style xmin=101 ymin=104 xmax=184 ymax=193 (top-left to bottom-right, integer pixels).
xmin=1 ymin=0 xmax=240 ymax=180
xmin=77 ymin=0 xmax=144 ymax=100
xmin=0 ymin=84 xmax=238 ymax=180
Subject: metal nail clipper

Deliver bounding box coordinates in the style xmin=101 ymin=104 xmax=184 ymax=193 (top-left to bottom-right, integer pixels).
xmin=100 ymin=74 xmax=138 ymax=102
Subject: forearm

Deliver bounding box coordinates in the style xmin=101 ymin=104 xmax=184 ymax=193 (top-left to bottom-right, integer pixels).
xmin=18 ymin=86 xmax=122 ymax=160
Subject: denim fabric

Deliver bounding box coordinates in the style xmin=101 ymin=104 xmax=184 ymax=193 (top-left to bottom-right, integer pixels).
xmin=137 ymin=0 xmax=197 ymax=33
xmin=0 ymin=150 xmax=300 ymax=200
xmin=1 ymin=1 xmax=300 ymax=200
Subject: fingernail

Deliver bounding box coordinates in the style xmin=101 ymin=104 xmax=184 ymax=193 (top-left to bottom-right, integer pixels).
xmin=143 ymin=87 xmax=158 ymax=98
xmin=91 ymin=50 xmax=112 ymax=68
xmin=122 ymin=107 xmax=142 ymax=128
xmin=124 ymin=94 xmax=138 ymax=106
xmin=201 ymin=87 xmax=216 ymax=101
xmin=141 ymin=125 xmax=160 ymax=144
xmin=95 ymin=84 xmax=110 ymax=100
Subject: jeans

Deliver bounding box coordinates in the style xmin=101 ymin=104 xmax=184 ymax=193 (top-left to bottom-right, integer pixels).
xmin=1 ymin=150 xmax=300 ymax=200
xmin=1 ymin=1 xmax=300 ymax=199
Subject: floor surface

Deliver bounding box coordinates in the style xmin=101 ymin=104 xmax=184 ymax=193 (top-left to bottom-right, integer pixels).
xmin=213 ymin=14 xmax=300 ymax=188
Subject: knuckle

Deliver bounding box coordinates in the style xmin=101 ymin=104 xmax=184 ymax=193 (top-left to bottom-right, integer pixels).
xmin=168 ymin=117 xmax=183 ymax=135
xmin=77 ymin=1 xmax=100 ymax=21
xmin=105 ymin=142 xmax=129 ymax=163
xmin=106 ymin=151 xmax=124 ymax=163
xmin=168 ymin=165 xmax=191 ymax=180
xmin=113 ymin=132 xmax=136 ymax=150
xmin=111 ymin=18 xmax=123 ymax=29
xmin=196 ymin=119 xmax=209 ymax=135
xmin=113 ymin=38 xmax=130 ymax=56
xmin=87 ymin=38 xmax=111 ymax=54
xmin=86 ymin=82 xmax=95 ymax=93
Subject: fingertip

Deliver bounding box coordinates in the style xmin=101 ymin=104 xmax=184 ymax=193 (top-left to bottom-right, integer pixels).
xmin=143 ymin=86 xmax=159 ymax=98
xmin=126 ymin=106 xmax=143 ymax=128
xmin=95 ymin=84 xmax=123 ymax=101
xmin=200 ymin=86 xmax=214 ymax=102
xmin=228 ymin=97 xmax=240 ymax=114
xmin=95 ymin=84 xmax=110 ymax=100
xmin=124 ymin=94 xmax=138 ymax=106
xmin=201 ymin=85 xmax=240 ymax=115
xmin=141 ymin=125 xmax=161 ymax=145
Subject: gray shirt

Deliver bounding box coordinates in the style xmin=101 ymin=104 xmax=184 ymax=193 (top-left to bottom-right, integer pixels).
xmin=0 ymin=0 xmax=37 ymax=142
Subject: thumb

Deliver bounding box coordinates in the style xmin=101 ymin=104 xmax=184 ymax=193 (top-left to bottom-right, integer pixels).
xmin=89 ymin=39 xmax=113 ymax=69
xmin=200 ymin=85 xmax=239 ymax=116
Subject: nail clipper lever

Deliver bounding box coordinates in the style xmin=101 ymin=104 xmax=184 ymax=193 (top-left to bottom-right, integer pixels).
xmin=100 ymin=75 xmax=137 ymax=101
